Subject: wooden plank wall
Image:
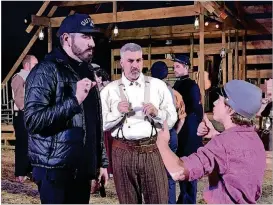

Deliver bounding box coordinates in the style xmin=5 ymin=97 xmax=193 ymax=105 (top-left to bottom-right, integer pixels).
xmin=110 ymin=39 xmax=272 ymax=82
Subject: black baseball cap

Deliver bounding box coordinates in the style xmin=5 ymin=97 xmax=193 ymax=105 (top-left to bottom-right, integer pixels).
xmin=172 ymin=54 xmax=191 ymax=66
xmin=56 ymin=13 xmax=102 ymax=37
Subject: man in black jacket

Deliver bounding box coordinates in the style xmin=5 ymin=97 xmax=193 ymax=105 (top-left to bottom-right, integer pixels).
xmin=172 ymin=55 xmax=203 ymax=204
xmin=24 ymin=13 xmax=108 ymax=204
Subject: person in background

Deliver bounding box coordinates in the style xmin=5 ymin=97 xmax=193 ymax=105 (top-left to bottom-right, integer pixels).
xmin=150 ymin=61 xmax=186 ymax=204
xmin=24 ymin=13 xmax=108 ymax=204
xmin=91 ymin=65 xmax=113 ymax=194
xmin=172 ymin=55 xmax=203 ymax=204
xmin=157 ymin=80 xmax=266 ymax=204
xmin=100 ymin=43 xmax=177 ymax=204
xmin=11 ymin=54 xmax=38 ymax=183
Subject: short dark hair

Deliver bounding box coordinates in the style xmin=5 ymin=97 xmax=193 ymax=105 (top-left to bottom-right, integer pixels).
xmin=94 ymin=68 xmax=110 ymax=82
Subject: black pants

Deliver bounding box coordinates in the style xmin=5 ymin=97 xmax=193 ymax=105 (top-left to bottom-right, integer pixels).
xmin=33 ymin=167 xmax=91 ymax=204
xmin=13 ymin=110 xmax=31 ymax=176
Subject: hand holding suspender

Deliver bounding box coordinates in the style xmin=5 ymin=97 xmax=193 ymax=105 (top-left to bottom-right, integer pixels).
xmin=116 ymin=76 xmax=160 ymax=139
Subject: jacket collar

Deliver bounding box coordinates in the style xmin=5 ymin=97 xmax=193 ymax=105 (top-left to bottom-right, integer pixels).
xmin=121 ymin=73 xmax=145 ymax=87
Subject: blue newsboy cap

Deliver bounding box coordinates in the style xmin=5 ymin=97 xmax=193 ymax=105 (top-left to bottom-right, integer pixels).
xmin=57 ymin=13 xmax=101 ymax=37
xmin=219 ymin=80 xmax=262 ymax=119
xmin=151 ymin=61 xmax=169 ymax=80
xmin=172 ymin=55 xmax=191 ymax=66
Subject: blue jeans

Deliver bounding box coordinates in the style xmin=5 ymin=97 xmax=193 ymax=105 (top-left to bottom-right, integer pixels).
xmin=167 ymin=128 xmax=178 ymax=204
xmin=177 ymin=180 xmax=197 ymax=204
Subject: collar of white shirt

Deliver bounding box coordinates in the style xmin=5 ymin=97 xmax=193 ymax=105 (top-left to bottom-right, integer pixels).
xmin=122 ymin=73 xmax=145 ymax=87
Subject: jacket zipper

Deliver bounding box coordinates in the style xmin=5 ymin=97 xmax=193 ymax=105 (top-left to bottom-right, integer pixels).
xmin=61 ymin=61 xmax=87 ymax=146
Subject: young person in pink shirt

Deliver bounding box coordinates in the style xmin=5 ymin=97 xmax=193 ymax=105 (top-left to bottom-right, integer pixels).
xmin=157 ymin=80 xmax=266 ymax=204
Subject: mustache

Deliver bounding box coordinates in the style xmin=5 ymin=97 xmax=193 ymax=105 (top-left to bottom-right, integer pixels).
xmin=131 ymin=68 xmax=140 ymax=72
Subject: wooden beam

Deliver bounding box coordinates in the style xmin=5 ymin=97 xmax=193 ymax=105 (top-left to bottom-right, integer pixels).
xmin=247 ymin=69 xmax=272 ymax=79
xmin=31 ymin=15 xmax=50 ymax=27
xmin=111 ymin=23 xmax=269 ymax=41
xmin=111 ymin=69 xmax=273 ymax=81
xmin=2 ymin=5 xmax=58 ymax=86
xmin=244 ymin=5 xmax=272 ymax=14
xmin=241 ymin=55 xmax=272 ymax=64
xmin=112 ymin=40 xmax=272 ymax=57
xmin=50 ymin=5 xmax=200 ymax=27
xmin=1 ymin=124 xmax=14 ymax=132
xmin=25 ymin=1 xmax=50 ymax=33
xmin=228 ymin=49 xmax=233 ymax=81
xmin=113 ymin=1 xmax=117 ymax=22
xmin=222 ymin=30 xmax=227 ymax=84
xmin=241 ymin=31 xmax=246 ymax=80
xmin=48 ymin=25 xmax=52 ymax=53
xmin=114 ymin=58 xmax=199 ymax=69
xmin=190 ymin=33 xmax=194 ymax=79
xmin=2 ymin=27 xmax=44 ymax=87
xmin=199 ymin=5 xmax=205 ymax=107
xmin=256 ymin=19 xmax=272 ymax=34
xmin=234 ymin=30 xmax=239 ymax=79
xmin=52 ymin=1 xmax=109 ymax=7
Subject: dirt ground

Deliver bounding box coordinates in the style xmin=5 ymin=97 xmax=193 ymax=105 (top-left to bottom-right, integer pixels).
xmin=1 ymin=149 xmax=272 ymax=204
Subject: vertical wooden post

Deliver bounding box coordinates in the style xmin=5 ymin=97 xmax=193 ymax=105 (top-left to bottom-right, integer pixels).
xmin=48 ymin=24 xmax=52 ymax=53
xmin=221 ymin=30 xmax=227 ymax=84
xmin=113 ymin=1 xmax=117 ymax=22
xmin=228 ymin=49 xmax=233 ymax=81
xmin=190 ymin=33 xmax=194 ymax=79
xmin=111 ymin=49 xmax=115 ymax=80
xmin=241 ymin=30 xmax=247 ymax=80
xmin=227 ymin=30 xmax=233 ymax=81
xmin=199 ymin=6 xmax=205 ymax=108
xmin=234 ymin=30 xmax=239 ymax=79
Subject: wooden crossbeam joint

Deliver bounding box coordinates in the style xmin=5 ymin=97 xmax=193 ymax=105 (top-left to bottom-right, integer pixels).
xmin=31 ymin=15 xmax=50 ymax=27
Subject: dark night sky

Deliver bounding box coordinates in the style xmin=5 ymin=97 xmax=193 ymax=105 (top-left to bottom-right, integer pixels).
xmin=1 ymin=1 xmax=272 ymax=82
xmin=2 ymin=1 xmax=45 ymax=81
xmin=1 ymin=1 xmax=112 ymax=82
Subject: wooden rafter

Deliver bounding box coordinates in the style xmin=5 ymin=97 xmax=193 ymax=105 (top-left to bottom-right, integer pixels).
xmin=243 ymin=5 xmax=272 ymax=14
xmin=2 ymin=6 xmax=58 ymax=87
xmin=25 ymin=1 xmax=51 ymax=33
xmin=234 ymin=2 xmax=271 ymax=34
xmin=51 ymin=1 xmax=109 ymax=7
xmin=46 ymin=5 xmax=200 ymax=27
xmin=112 ymin=40 xmax=272 ymax=56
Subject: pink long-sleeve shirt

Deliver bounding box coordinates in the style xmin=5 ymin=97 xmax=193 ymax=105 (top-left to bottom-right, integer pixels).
xmin=182 ymin=126 xmax=266 ymax=204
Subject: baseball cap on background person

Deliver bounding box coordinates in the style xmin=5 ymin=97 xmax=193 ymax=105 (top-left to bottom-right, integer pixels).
xmin=172 ymin=54 xmax=191 ymax=66
xmin=150 ymin=61 xmax=169 ymax=80
xmin=56 ymin=13 xmax=102 ymax=37
xmin=216 ymin=80 xmax=262 ymax=119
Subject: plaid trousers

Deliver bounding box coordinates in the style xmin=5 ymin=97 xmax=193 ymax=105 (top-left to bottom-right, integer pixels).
xmin=112 ymin=140 xmax=168 ymax=204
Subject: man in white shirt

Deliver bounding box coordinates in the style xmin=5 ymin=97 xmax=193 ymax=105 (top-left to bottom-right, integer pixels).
xmin=100 ymin=43 xmax=177 ymax=203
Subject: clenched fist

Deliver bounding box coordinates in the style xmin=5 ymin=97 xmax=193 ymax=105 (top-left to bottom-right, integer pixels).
xmin=75 ymin=78 xmax=96 ymax=104
xmin=117 ymin=100 xmax=130 ymax=114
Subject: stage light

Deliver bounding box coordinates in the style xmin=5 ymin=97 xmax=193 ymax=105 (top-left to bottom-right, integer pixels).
xmin=113 ymin=25 xmax=119 ymax=36
xmin=194 ymin=17 xmax=199 ymax=29
xmin=38 ymin=29 xmax=44 ymax=40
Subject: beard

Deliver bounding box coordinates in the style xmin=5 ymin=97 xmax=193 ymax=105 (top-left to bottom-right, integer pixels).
xmin=130 ymin=68 xmax=140 ymax=80
xmin=71 ymin=40 xmax=93 ymax=63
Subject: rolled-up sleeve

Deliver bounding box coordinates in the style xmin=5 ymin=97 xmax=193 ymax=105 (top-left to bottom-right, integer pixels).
xmin=100 ymin=83 xmax=124 ymax=131
xmin=181 ymin=135 xmax=228 ymax=181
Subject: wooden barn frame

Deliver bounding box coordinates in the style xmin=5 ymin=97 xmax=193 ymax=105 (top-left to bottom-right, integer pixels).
xmin=1 ymin=1 xmax=272 ymax=147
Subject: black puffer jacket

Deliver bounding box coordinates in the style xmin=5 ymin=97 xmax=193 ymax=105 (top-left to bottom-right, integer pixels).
xmin=24 ymin=47 xmax=108 ymax=177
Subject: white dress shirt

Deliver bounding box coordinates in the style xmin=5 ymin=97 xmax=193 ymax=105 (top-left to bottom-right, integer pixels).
xmin=100 ymin=73 xmax=177 ymax=140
